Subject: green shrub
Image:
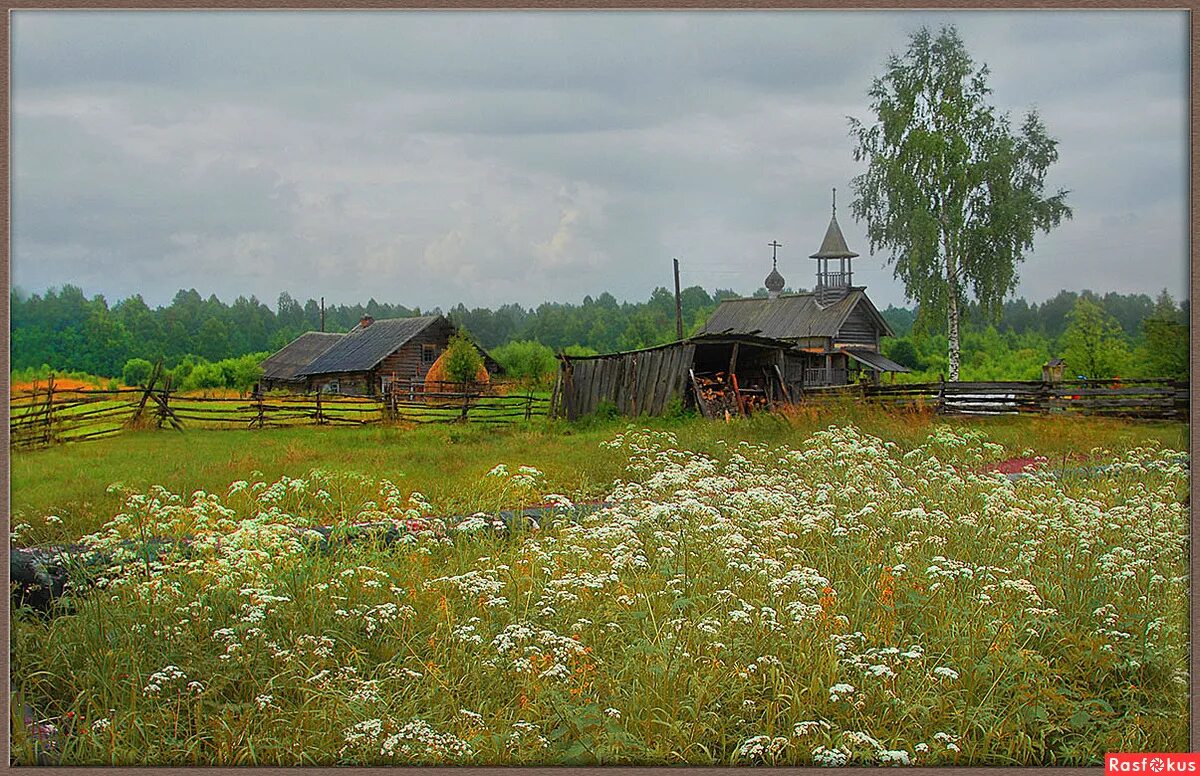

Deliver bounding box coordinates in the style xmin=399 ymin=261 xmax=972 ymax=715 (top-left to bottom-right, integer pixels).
xmin=444 ymin=329 xmax=485 ymax=385
xmin=122 ymin=358 xmax=155 ymax=387
xmin=491 ymin=340 xmax=557 ymax=385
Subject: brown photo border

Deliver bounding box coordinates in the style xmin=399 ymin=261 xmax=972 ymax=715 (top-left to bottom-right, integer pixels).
xmin=0 ymin=1 xmax=1194 ymax=774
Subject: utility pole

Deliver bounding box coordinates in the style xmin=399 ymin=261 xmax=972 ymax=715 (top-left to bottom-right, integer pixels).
xmin=320 ymin=296 xmax=325 ymax=332
xmin=673 ymin=258 xmax=684 ymax=340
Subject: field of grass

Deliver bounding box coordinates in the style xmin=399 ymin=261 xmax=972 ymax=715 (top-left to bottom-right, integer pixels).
xmin=10 ymin=408 xmax=1190 ymax=765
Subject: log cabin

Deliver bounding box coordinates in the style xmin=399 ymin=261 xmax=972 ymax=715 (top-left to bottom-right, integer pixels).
xmin=263 ymin=314 xmax=498 ymax=397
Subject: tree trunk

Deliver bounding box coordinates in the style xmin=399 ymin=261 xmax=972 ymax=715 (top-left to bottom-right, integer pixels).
xmin=944 ymin=240 xmax=962 ymax=382
xmin=946 ymin=292 xmax=961 ymax=382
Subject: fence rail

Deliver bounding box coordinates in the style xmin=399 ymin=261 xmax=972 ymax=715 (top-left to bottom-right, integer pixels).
xmin=9 ymin=378 xmax=552 ymax=449
xmin=9 ymin=375 xmax=1186 ymax=450
xmin=799 ymin=378 xmax=1189 ymax=420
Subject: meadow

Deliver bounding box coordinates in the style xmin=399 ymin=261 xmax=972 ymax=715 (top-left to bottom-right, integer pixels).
xmin=9 ymin=408 xmax=1190 ymax=765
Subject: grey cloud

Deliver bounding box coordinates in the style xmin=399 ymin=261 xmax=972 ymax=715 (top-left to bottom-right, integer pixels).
xmin=10 ymin=10 xmax=1188 ymax=313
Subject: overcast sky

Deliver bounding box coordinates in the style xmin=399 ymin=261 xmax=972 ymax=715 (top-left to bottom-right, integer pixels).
xmin=11 ymin=10 xmax=1189 ymax=313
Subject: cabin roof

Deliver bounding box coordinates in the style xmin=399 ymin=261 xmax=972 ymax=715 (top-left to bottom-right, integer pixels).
xmin=842 ymin=347 xmax=911 ymax=373
xmin=259 ymin=331 xmax=345 ymax=381
xmin=297 ymin=315 xmax=444 ymax=376
xmin=701 ymin=289 xmax=893 ymax=340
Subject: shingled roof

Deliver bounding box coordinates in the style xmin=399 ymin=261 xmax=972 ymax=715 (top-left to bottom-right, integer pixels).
xmin=297 ymin=316 xmax=443 ymax=377
xmin=810 ymin=213 xmax=860 ymax=259
xmin=260 ymin=332 xmax=344 ymax=382
xmin=701 ymin=289 xmax=892 ymax=340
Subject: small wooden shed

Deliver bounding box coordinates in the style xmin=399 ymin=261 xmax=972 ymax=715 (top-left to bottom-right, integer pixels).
xmin=554 ymin=333 xmax=808 ymax=420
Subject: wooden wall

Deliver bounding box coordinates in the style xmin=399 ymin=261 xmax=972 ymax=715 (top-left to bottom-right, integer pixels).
xmin=561 ymin=343 xmax=695 ymax=420
xmin=305 ymin=371 xmax=373 ymax=396
xmin=375 ymin=319 xmax=456 ymax=388
xmin=835 ymin=300 xmax=881 ymax=348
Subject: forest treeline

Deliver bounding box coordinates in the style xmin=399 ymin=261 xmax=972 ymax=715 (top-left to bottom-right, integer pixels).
xmin=9 ymin=283 xmax=1190 ymax=386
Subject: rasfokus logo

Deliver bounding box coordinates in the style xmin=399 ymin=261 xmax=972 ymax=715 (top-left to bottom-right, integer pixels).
xmin=1107 ymin=754 xmax=1199 ymax=774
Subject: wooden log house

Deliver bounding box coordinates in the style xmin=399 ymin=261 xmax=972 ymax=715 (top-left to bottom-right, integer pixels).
xmin=261 ymin=314 xmax=499 ymax=397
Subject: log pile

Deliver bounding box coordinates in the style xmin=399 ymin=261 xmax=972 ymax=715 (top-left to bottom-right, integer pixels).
xmin=692 ymin=372 xmax=772 ymax=417
xmin=693 ymin=372 xmax=739 ymax=417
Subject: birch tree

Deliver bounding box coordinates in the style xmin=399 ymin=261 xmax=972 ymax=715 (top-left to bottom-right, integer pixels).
xmin=849 ymin=26 xmax=1071 ymax=381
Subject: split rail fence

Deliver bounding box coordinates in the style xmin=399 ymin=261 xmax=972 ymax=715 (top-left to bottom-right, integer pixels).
xmin=799 ymin=378 xmax=1189 ymax=421
xmin=10 ymin=378 xmax=551 ymax=450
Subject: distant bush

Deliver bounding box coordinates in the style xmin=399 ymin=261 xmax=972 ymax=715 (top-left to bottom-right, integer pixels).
xmin=882 ymin=340 xmax=923 ymax=371
xmin=122 ymin=358 xmax=155 ymax=387
xmin=218 ymin=353 xmax=267 ymax=393
xmin=491 ymin=340 xmax=557 ymax=385
xmin=185 ymin=362 xmax=225 ymax=391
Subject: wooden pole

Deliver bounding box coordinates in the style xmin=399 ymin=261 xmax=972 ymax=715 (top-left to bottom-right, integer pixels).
xmin=156 ymin=377 xmax=169 ymax=429
xmin=131 ymin=361 xmax=162 ymax=425
xmin=730 ymin=372 xmax=746 ymax=417
xmin=549 ymin=365 xmax=563 ymax=419
xmin=42 ymin=375 xmax=56 ymax=446
xmin=673 ymin=258 xmax=684 ymax=341
xmin=689 ymin=369 xmax=710 ymax=419
xmin=320 ymin=296 xmax=325 ymax=332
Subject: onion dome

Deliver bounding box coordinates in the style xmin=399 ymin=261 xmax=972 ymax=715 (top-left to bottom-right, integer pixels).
xmin=765 ymin=266 xmax=786 ymax=293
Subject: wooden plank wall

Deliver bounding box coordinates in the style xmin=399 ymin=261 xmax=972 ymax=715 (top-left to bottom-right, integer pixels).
xmin=561 ymin=343 xmax=695 ymax=420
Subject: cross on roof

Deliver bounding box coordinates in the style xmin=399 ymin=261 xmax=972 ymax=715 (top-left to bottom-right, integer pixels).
xmin=768 ymin=240 xmax=782 ymax=268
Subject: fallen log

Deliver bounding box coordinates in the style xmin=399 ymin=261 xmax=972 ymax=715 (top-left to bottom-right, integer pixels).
xmin=11 ymin=502 xmax=608 ymax=614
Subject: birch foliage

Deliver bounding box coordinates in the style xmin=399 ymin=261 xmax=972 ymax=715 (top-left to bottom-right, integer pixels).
xmin=848 ymin=26 xmax=1071 ymax=380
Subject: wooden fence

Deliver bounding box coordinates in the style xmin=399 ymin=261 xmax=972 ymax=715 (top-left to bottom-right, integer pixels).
xmin=9 ymin=379 xmax=551 ymax=449
xmin=800 ymin=378 xmax=1189 ymax=420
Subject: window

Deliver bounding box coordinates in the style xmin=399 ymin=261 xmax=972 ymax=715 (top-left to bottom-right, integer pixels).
xmin=323 ymin=379 xmax=340 ymax=394
xmin=422 ymin=344 xmax=437 ymax=364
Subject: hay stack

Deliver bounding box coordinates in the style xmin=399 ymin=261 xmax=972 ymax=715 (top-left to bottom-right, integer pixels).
xmin=423 ymin=350 xmax=490 ymax=389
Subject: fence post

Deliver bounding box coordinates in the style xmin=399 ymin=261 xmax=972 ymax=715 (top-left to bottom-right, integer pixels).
xmin=256 ymin=391 xmax=266 ymax=429
xmin=315 ymin=390 xmax=325 ymax=426
xmin=549 ymin=368 xmax=562 ymax=419
xmin=936 ymin=374 xmax=946 ymax=415
xmin=525 ymin=392 xmax=533 ymax=421
xmin=156 ymin=377 xmax=172 ymax=429
xmin=42 ymin=375 xmax=56 ymax=446
xmin=460 ymin=382 xmax=471 ymax=422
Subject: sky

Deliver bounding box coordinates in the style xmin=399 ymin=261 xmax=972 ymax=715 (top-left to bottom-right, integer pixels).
xmin=10 ymin=10 xmax=1190 ymax=313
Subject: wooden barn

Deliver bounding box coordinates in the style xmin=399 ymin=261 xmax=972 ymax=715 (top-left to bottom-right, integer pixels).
xmin=701 ymin=192 xmax=909 ymax=386
xmin=270 ymin=314 xmax=499 ymax=397
xmin=555 ymin=333 xmax=810 ymax=420
xmin=259 ymin=331 xmax=345 ymax=391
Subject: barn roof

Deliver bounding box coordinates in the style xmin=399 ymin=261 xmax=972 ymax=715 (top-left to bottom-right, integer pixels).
xmin=297 ymin=315 xmax=443 ymax=376
xmin=560 ymin=331 xmax=801 ymax=362
xmin=260 ymin=332 xmax=344 ymax=381
xmin=701 ymin=289 xmax=892 ymax=340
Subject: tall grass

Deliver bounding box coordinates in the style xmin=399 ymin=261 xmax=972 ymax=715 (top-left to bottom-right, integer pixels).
xmin=10 ymin=413 xmax=1189 ymax=765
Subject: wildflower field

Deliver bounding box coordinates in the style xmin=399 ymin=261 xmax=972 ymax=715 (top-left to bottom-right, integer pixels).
xmin=10 ymin=412 xmax=1190 ymax=765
